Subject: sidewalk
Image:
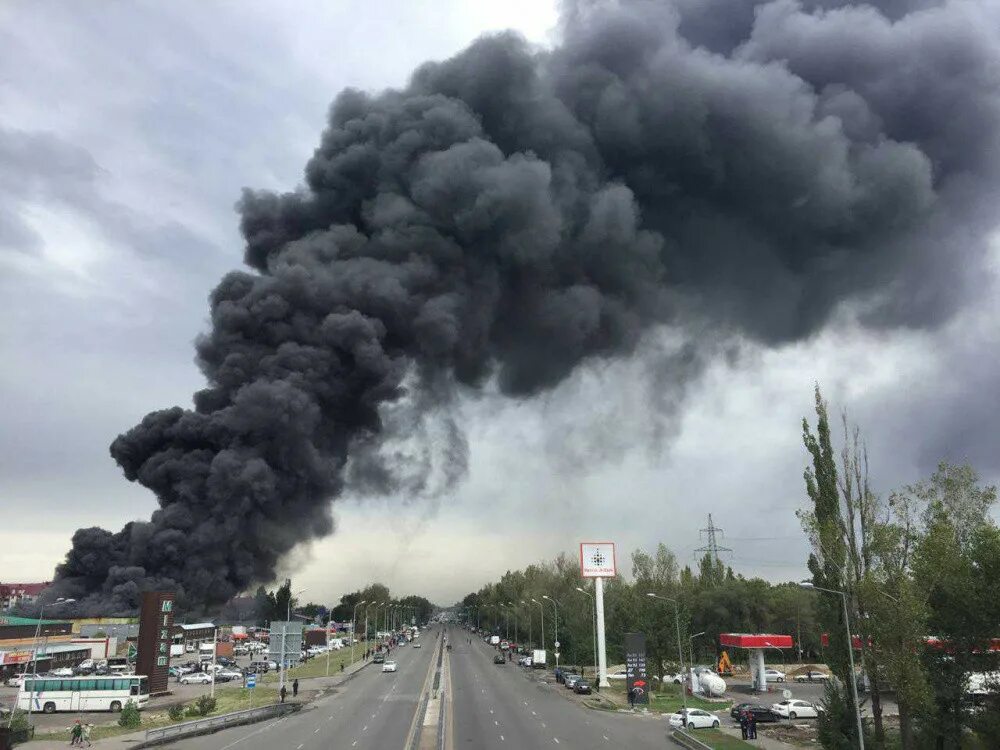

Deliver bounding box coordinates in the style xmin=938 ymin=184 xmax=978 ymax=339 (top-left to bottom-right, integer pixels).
xmin=715 ymin=723 xmax=802 ymax=750
xmin=22 ymin=660 xmax=369 ymax=748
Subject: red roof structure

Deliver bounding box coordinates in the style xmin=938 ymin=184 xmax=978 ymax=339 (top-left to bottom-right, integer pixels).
xmin=720 ymin=633 xmax=794 ymax=649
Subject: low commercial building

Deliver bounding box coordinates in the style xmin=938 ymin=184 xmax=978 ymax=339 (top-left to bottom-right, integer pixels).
xmin=172 ymin=622 xmax=215 ymax=650
xmin=0 ymin=644 xmax=91 ymax=681
xmin=0 ymin=616 xmax=72 ymax=642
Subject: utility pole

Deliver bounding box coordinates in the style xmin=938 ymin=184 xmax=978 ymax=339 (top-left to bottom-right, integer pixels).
xmin=694 ymin=514 xmax=732 ymax=565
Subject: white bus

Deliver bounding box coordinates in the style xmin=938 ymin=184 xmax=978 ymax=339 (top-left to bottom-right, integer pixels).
xmin=17 ymin=675 xmax=149 ymax=713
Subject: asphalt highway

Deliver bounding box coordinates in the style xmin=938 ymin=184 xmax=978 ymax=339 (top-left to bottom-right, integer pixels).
xmin=168 ymin=628 xmax=439 ymax=750
xmin=447 ymin=627 xmax=670 ymax=749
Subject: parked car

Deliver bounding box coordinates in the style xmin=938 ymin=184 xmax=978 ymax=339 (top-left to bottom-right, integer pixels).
xmin=382 ymin=661 xmax=398 ymax=673
xmin=493 ymin=654 xmax=505 ymax=665
xmin=413 ymin=643 xmax=422 ymax=649
xmin=764 ymin=668 xmax=787 ymax=683
xmin=665 ymin=672 xmax=684 ymax=684
xmin=794 ymin=670 xmax=831 ymax=683
xmin=730 ymin=703 xmax=782 ymax=723
xmin=5 ymin=674 xmax=25 ymax=688
xmin=50 ymin=668 xmax=74 ymax=677
xmin=373 ymin=653 xmax=385 ymax=664
xmin=668 ymin=708 xmax=721 ymax=729
xmin=180 ymin=672 xmax=213 ymax=685
xmin=564 ymin=674 xmax=582 ymax=689
xmin=217 ymin=657 xmax=237 ymax=668
xmin=772 ymin=700 xmax=822 ymax=719
xmin=215 ymin=669 xmax=244 ymax=682
xmin=573 ymin=680 xmax=592 ymax=695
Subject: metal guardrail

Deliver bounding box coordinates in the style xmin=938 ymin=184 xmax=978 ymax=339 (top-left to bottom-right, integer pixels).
xmin=669 ymin=728 xmax=715 ymax=750
xmin=143 ymin=703 xmax=292 ymax=743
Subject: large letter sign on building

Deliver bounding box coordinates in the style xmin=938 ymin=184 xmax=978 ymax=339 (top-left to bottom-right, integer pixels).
xmin=136 ymin=591 xmax=175 ymax=695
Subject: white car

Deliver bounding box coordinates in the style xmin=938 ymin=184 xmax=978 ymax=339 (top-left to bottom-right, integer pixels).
xmin=772 ymin=699 xmax=821 ymax=719
xmin=50 ymin=667 xmax=74 ymax=677
xmin=5 ymin=674 xmax=26 ymax=688
xmin=382 ymin=661 xmax=398 ymax=673
xmin=794 ymin=670 xmax=831 ymax=683
xmin=668 ymin=708 xmax=721 ymax=729
xmin=764 ymin=668 xmax=786 ymax=683
xmin=180 ymin=672 xmax=213 ymax=685
xmin=413 ymin=643 xmax=422 ymax=649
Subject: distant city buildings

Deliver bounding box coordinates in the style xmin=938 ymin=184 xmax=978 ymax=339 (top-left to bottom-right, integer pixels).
xmin=0 ymin=582 xmax=50 ymax=610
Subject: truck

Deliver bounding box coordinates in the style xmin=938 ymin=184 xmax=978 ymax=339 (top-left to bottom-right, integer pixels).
xmin=490 ymin=635 xmax=500 ymax=646
xmin=532 ymin=649 xmax=547 ymax=669
xmin=170 ymin=644 xmax=185 ymax=657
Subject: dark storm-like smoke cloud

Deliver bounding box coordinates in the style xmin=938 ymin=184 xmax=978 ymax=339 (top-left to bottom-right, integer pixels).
xmin=48 ymin=0 xmax=1000 ymax=612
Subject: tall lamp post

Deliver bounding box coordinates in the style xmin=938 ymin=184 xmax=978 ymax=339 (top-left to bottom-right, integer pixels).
xmin=348 ymin=600 xmax=366 ymax=672
xmin=531 ymin=599 xmax=546 ymax=652
xmin=800 ymin=582 xmax=865 ymax=750
xmin=506 ymin=603 xmax=518 ymax=645
xmin=689 ymin=631 xmax=705 ymax=671
xmin=646 ymin=593 xmax=686 ymax=712
xmin=521 ymin=600 xmax=532 ymax=651
xmin=13 ymin=597 xmax=75 ymax=728
xmin=575 ymin=585 xmax=599 ymax=689
xmin=542 ymin=596 xmax=560 ymax=667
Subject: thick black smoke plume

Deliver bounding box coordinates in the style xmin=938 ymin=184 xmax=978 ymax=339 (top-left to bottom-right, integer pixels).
xmin=49 ymin=0 xmax=1000 ymax=612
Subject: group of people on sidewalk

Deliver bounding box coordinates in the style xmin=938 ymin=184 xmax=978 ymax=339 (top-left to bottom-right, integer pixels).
xmin=738 ymin=708 xmax=759 ymax=740
xmin=68 ymin=720 xmax=92 ymax=746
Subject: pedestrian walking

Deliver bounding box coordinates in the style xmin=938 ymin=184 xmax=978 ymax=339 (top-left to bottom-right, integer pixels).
xmin=82 ymin=723 xmax=93 ymax=747
xmin=70 ymin=720 xmax=82 ymax=745
xmin=749 ymin=712 xmax=758 ymax=740
xmin=627 ymin=688 xmax=635 ymax=710
xmin=292 ymin=678 xmax=299 ymax=697
xmin=340 ymin=662 xmax=345 ymax=673
xmin=280 ymin=685 xmax=287 ymax=704
xmin=739 ymin=710 xmax=749 ymax=739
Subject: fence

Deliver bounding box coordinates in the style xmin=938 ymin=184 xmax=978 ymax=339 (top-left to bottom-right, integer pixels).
xmin=142 ymin=703 xmax=296 ymax=745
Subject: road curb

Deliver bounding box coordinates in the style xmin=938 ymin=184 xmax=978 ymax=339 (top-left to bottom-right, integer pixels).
xmin=133 ymin=703 xmax=301 ymax=748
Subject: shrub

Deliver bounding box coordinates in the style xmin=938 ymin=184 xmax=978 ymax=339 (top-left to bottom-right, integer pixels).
xmin=195 ymin=695 xmax=218 ymax=716
xmin=168 ymin=704 xmax=186 ymax=721
xmin=118 ymin=700 xmax=141 ymax=729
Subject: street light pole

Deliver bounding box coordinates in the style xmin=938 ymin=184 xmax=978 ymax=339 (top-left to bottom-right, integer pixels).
xmin=575 ymin=586 xmax=598 ymax=689
xmin=521 ymin=601 xmax=532 ymax=651
xmin=531 ymin=599 xmax=546 ymax=652
xmin=507 ymin=603 xmax=518 ymax=645
xmin=800 ymin=582 xmax=865 ymax=750
xmin=647 ymin=593 xmax=686 ymax=712
xmin=689 ymin=632 xmax=705 ymax=673
xmin=542 ymin=596 xmax=560 ymax=667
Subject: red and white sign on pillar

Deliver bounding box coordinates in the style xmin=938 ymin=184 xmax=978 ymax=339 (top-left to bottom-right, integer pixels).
xmin=580 ymin=542 xmax=616 ymax=688
xmin=579 ymin=543 xmax=617 ymax=577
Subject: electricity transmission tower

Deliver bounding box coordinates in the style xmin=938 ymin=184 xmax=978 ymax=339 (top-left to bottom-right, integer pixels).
xmin=694 ymin=514 xmax=732 ymax=563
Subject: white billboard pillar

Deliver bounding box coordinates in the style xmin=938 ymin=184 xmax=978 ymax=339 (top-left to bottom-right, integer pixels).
xmin=580 ymin=542 xmax=616 ymax=689
xmin=595 ymin=575 xmax=610 ymax=688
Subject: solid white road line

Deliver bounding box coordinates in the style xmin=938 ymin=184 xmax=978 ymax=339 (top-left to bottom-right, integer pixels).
xmin=554 ymin=739 xmax=560 ymax=744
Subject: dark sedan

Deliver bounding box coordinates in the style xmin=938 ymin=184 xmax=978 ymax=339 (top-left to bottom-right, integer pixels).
xmin=573 ymin=680 xmax=592 ymax=695
xmin=731 ymin=703 xmax=782 ymax=723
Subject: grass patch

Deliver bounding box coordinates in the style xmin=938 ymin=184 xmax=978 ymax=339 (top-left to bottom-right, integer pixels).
xmin=27 ymin=685 xmax=281 ymax=743
xmin=638 ymin=683 xmax=731 ymax=714
xmin=260 ymin=647 xmax=360 ymax=682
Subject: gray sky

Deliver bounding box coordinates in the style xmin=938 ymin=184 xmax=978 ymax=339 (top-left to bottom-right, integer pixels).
xmin=2 ymin=0 xmax=998 ymax=606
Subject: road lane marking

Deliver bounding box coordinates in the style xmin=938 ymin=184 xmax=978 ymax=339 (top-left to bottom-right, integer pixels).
xmin=500 ymin=735 xmax=505 ymax=741
xmin=603 ymin=736 xmax=609 ymax=741
xmin=494 ymin=720 xmax=498 ymax=726
xmin=554 ymin=739 xmax=560 ymax=744
xmin=297 ymin=745 xmax=303 ymax=749
xmin=531 ymin=711 xmax=537 ymax=716
xmin=314 ymin=728 xmax=320 ymax=733
xmin=363 ymin=725 xmax=368 ymax=731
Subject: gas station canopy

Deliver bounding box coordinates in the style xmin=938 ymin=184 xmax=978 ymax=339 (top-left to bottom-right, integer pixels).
xmin=720 ymin=633 xmax=794 ymax=649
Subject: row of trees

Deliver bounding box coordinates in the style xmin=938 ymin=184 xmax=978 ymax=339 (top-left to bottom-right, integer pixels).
xmin=251 ymin=579 xmax=434 ymax=636
xmin=802 ymin=388 xmax=1000 ymax=750
xmin=458 ymin=545 xmax=823 ymax=680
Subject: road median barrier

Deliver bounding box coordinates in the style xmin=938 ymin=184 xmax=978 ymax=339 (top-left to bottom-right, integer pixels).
xmin=137 ymin=702 xmax=301 ymax=747
xmin=669 ymin=728 xmax=715 ymax=750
